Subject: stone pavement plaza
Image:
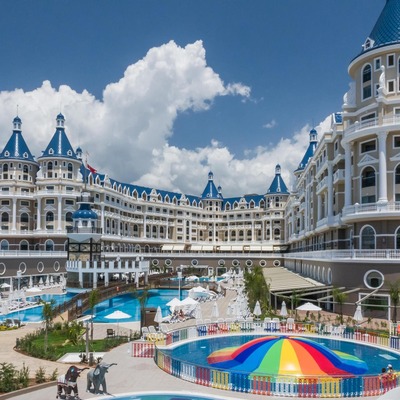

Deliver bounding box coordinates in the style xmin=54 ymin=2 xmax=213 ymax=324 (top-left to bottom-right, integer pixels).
xmin=1 ymin=287 xmax=400 ymax=400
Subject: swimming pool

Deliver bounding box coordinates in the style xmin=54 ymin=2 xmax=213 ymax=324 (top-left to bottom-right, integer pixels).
xmin=2 ymin=289 xmax=186 ymax=323
xmin=102 ymin=392 xmax=236 ymax=400
xmin=163 ymin=334 xmax=400 ymax=375
xmin=1 ymin=292 xmax=76 ymax=323
xmin=85 ymin=289 xmax=188 ymax=323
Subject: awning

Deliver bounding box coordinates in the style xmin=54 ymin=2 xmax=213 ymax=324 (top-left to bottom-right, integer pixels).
xmin=249 ymin=245 xmax=262 ymax=251
xmin=202 ymin=245 xmax=214 ymax=251
xmin=261 ymin=245 xmax=273 ymax=251
xmin=219 ymin=245 xmax=231 ymax=251
xmin=162 ymin=245 xmax=173 ymax=251
xmin=190 ymin=245 xmax=203 ymax=251
xmin=172 ymin=244 xmax=185 ymax=251
xmin=231 ymin=245 xmax=243 ymax=251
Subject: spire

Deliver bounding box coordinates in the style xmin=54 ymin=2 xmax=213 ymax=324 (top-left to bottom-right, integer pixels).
xmin=295 ymin=129 xmax=318 ymax=173
xmin=39 ymin=114 xmax=77 ymax=160
xmin=267 ymin=164 xmax=289 ymax=194
xmin=201 ymin=171 xmax=223 ymax=199
xmin=0 ymin=116 xmax=36 ymax=162
xmin=360 ymin=0 xmax=400 ymax=54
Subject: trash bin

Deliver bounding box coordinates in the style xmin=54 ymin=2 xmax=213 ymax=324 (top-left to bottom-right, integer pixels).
xmin=141 ymin=307 xmax=157 ymax=328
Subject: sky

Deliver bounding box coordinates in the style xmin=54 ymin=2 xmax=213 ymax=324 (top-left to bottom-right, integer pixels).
xmin=0 ymin=0 xmax=386 ymax=198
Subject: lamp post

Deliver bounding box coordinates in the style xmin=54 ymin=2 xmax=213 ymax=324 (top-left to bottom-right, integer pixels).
xmin=16 ymin=270 xmax=22 ymax=319
xmin=177 ymin=270 xmax=182 ymax=301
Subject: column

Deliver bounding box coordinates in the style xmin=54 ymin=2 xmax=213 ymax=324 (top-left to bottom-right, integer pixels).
xmin=317 ymin=195 xmax=322 ymax=220
xmin=327 ymin=162 xmax=333 ymax=218
xmin=100 ymin=204 xmax=105 ymax=232
xmin=378 ymin=131 xmax=388 ymax=203
xmin=36 ymin=198 xmax=41 ymax=230
xmin=344 ymin=142 xmax=352 ymax=207
xmin=166 ymin=218 xmax=169 ymax=239
xmin=142 ymin=215 xmax=147 ymax=238
xmin=11 ymin=198 xmax=17 ymax=232
xmin=57 ymin=196 xmax=62 ymax=231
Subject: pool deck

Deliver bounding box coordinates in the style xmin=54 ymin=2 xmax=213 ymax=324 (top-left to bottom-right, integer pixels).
xmin=0 ymin=286 xmax=399 ymax=400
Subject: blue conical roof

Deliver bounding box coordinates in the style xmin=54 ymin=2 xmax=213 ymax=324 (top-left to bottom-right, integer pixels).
xmin=201 ymin=171 xmax=223 ymax=200
xmin=295 ymin=129 xmax=318 ymax=173
xmin=39 ymin=114 xmax=77 ymax=160
xmin=360 ymin=0 xmax=400 ymax=55
xmin=0 ymin=117 xmax=36 ymax=162
xmin=267 ymin=165 xmax=289 ymax=194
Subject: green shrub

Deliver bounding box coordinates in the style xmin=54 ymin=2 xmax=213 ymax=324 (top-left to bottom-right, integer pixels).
xmin=17 ymin=363 xmax=29 ymax=388
xmin=35 ymin=366 xmax=46 ymax=384
xmin=49 ymin=368 xmax=58 ymax=381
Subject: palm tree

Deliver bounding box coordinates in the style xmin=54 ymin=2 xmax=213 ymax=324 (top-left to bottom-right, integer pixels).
xmin=389 ymin=279 xmax=400 ymax=322
xmin=133 ymin=289 xmax=149 ymax=329
xmin=332 ymin=288 xmax=347 ymax=324
xmin=88 ymin=289 xmax=99 ymax=344
xmin=243 ymin=266 xmax=270 ymax=316
xmin=41 ymin=299 xmax=56 ymax=353
xmin=290 ymin=290 xmax=302 ymax=319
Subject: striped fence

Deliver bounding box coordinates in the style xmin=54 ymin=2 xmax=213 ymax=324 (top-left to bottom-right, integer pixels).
xmin=132 ymin=320 xmax=400 ymax=397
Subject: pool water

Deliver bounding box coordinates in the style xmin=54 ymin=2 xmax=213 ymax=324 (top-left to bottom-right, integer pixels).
xmin=105 ymin=393 xmax=231 ymax=400
xmin=2 ymin=292 xmax=76 ymax=323
xmin=2 ymin=289 xmax=186 ymax=323
xmin=86 ymin=289 xmax=188 ymax=323
xmin=163 ymin=334 xmax=400 ymax=375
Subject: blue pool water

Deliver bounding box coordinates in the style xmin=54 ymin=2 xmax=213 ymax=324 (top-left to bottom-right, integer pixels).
xmin=2 ymin=289 xmax=186 ymax=323
xmin=86 ymin=289 xmax=188 ymax=323
xmin=1 ymin=292 xmax=75 ymax=323
xmin=163 ymin=334 xmax=400 ymax=375
xmin=104 ymin=394 xmax=229 ymax=400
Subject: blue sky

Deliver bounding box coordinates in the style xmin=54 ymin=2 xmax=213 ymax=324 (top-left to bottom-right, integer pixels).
xmin=0 ymin=0 xmax=385 ymax=197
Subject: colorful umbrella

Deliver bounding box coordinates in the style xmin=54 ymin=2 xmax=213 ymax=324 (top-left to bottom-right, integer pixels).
xmin=207 ymin=336 xmax=368 ymax=377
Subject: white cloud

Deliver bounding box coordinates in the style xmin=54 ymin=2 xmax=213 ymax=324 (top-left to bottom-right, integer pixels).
xmin=263 ymin=119 xmax=277 ymax=129
xmin=0 ymin=40 xmax=330 ymax=198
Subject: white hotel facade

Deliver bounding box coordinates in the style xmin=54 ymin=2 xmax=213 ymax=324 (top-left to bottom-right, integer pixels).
xmin=0 ymin=0 xmax=400 ymax=318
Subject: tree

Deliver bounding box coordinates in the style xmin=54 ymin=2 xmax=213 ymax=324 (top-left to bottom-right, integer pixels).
xmin=133 ymin=289 xmax=149 ymax=328
xmin=332 ymin=288 xmax=347 ymax=324
xmin=290 ymin=291 xmax=302 ymax=319
xmin=41 ymin=299 xmax=56 ymax=353
xmin=88 ymin=289 xmax=99 ymax=344
xmin=389 ymin=279 xmax=400 ymax=322
xmin=243 ymin=266 xmax=270 ymax=317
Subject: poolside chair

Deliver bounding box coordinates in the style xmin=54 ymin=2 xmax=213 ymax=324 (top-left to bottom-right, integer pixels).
xmin=106 ymin=328 xmax=115 ymax=338
xmin=286 ymin=317 xmax=295 ymax=332
xmin=148 ymin=325 xmax=164 ymax=341
xmin=141 ymin=326 xmax=150 ymax=341
xmin=263 ymin=317 xmax=272 ymax=332
xmin=272 ymin=317 xmax=280 ymax=332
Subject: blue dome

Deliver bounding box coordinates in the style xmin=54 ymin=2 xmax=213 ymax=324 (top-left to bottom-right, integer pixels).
xmin=57 ymin=113 xmax=65 ymax=120
xmin=13 ymin=116 xmax=22 ymax=124
xmin=72 ymin=204 xmax=98 ymax=220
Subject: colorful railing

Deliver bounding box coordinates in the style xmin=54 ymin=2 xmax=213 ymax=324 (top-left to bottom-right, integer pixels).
xmin=132 ymin=320 xmax=400 ymax=397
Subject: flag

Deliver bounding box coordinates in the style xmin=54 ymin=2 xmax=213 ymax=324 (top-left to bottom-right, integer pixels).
xmin=87 ymin=163 xmax=97 ymax=174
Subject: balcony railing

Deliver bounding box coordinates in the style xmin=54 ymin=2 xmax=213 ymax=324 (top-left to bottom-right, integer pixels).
xmin=344 ymin=115 xmax=400 ymax=137
xmin=285 ymin=249 xmax=400 ymax=260
xmin=333 ymin=169 xmax=345 ymax=183
xmin=66 ymin=226 xmax=103 ymax=234
xmin=343 ymin=202 xmax=400 ymax=217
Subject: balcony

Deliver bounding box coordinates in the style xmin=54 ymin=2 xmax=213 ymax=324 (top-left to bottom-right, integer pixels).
xmin=316 ymin=177 xmax=327 ymax=194
xmin=342 ymin=201 xmax=400 ymax=221
xmin=285 ymin=249 xmax=400 ymax=261
xmin=344 ymin=115 xmax=400 ymax=140
xmin=333 ymin=169 xmax=345 ymax=183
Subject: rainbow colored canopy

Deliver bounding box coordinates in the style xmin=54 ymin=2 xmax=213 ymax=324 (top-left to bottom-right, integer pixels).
xmin=207 ymin=336 xmax=368 ymax=377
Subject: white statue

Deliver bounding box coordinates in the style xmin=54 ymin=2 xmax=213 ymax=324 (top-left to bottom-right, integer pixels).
xmin=379 ymin=65 xmax=386 ymax=95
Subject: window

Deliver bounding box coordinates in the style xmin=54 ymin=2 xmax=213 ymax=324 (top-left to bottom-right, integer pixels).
xmin=374 ymin=58 xmax=381 ymax=71
xmin=361 ymin=167 xmax=376 ymax=188
xmin=360 ymin=139 xmax=376 ymax=153
xmin=361 ymin=226 xmax=375 ymax=249
xmin=394 ymin=136 xmax=400 ymax=148
xmin=0 ymin=239 xmax=9 ymax=250
xmin=388 ymin=54 xmax=395 ymax=67
xmin=46 ymin=199 xmax=55 ymax=205
xmin=45 ymin=240 xmax=54 ymax=251
xmin=66 ymin=212 xmax=73 ymax=222
xmin=67 ymin=163 xmax=73 ymax=179
xmin=46 ymin=212 xmax=54 ymax=222
xmin=364 ymin=270 xmax=384 ymax=289
xmin=1 ymin=213 xmax=9 ymax=222
xmin=20 ymin=240 xmax=29 ymax=251
xmin=362 ymin=64 xmax=372 ymax=100
xmin=396 ymin=165 xmax=400 ymax=184
xmin=388 ymin=80 xmax=395 ymax=93
xmin=20 ymin=213 xmax=29 ymax=223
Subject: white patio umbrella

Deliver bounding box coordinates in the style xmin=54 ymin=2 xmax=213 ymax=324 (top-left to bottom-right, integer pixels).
xmin=166 ymin=297 xmax=181 ymax=312
xmin=26 ymin=287 xmax=42 ymax=293
xmin=280 ymin=301 xmax=288 ymax=318
xmin=105 ymin=310 xmax=131 ymax=336
xmin=353 ymin=305 xmax=363 ymax=323
xmin=296 ymin=302 xmax=322 ymax=312
xmin=253 ymin=301 xmax=262 ymax=318
xmin=154 ymin=306 xmax=163 ymax=325
xmin=195 ymin=304 xmax=202 ymax=319
xmin=211 ymin=301 xmax=219 ymax=319
xmin=0 ymin=283 xmax=11 ymax=289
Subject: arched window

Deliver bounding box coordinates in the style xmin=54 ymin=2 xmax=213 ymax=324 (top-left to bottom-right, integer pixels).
xmin=274 ymin=228 xmax=281 ymax=239
xmin=361 ymin=225 xmax=375 ymax=249
xmin=20 ymin=240 xmax=29 ymax=251
xmin=67 ymin=163 xmax=73 ymax=179
xmin=45 ymin=239 xmax=54 ymax=251
xmin=0 ymin=239 xmax=9 ymax=250
xmin=65 ymin=212 xmax=73 ymax=223
xmin=1 ymin=213 xmax=9 ymax=223
xmin=396 ymin=165 xmax=400 ymax=185
xmin=20 ymin=213 xmax=29 ymax=223
xmin=46 ymin=212 xmax=54 ymax=222
xmin=396 ymin=227 xmax=400 ymax=249
xmin=362 ymin=64 xmax=372 ymax=100
xmin=47 ymin=161 xmax=53 ymax=178
xmin=361 ymin=167 xmax=375 ymax=188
